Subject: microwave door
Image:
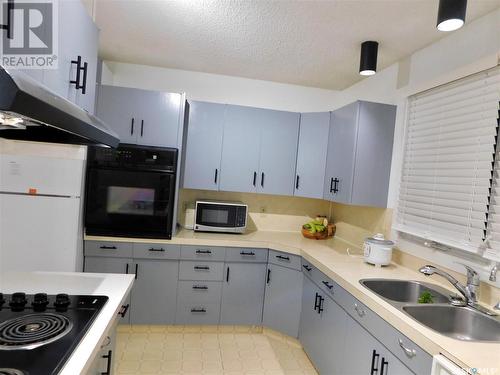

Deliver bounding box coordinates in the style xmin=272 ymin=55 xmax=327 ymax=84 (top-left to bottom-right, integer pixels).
xmin=196 ymin=204 xmax=235 ymax=228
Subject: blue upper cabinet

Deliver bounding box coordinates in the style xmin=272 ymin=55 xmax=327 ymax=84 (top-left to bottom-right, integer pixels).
xmin=295 ymin=112 xmax=330 ymax=199
xmin=97 ymin=85 xmax=183 ymax=148
xmin=219 ymin=105 xmax=263 ymax=193
xmin=324 ymin=101 xmax=396 ymax=207
xmin=219 ymin=105 xmax=300 ymax=196
xmin=258 ymin=110 xmax=300 ymax=195
xmin=323 ymin=103 xmax=359 ymax=204
xmin=183 ymin=101 xmax=226 ymax=191
xmin=22 ymin=0 xmax=99 ymax=114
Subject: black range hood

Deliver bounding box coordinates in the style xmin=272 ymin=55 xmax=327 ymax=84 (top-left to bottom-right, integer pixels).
xmin=0 ymin=66 xmax=119 ymax=148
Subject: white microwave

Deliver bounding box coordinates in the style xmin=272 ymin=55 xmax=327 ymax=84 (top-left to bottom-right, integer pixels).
xmin=194 ymin=200 xmax=248 ymax=234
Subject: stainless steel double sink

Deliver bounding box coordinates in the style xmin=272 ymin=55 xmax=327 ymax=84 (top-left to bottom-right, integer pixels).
xmin=360 ymin=279 xmax=500 ymax=342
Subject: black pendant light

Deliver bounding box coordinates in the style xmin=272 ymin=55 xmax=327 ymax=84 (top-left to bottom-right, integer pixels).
xmin=436 ymin=0 xmax=467 ymax=31
xmin=359 ymin=41 xmax=378 ymax=76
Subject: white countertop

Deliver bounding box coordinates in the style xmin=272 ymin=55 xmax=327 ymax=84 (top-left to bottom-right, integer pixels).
xmin=0 ymin=271 xmax=134 ymax=375
xmin=86 ymin=229 xmax=500 ymax=372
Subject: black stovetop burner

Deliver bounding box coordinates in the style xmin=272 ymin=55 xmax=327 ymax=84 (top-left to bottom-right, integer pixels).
xmin=0 ymin=293 xmax=108 ymax=375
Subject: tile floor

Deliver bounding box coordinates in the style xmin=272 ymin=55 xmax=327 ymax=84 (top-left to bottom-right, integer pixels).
xmin=114 ymin=325 xmax=318 ymax=375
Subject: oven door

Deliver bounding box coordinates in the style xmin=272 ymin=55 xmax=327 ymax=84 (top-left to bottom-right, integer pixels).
xmin=85 ymin=167 xmax=175 ymax=238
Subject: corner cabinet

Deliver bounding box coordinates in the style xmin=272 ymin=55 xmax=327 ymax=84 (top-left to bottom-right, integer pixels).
xmin=97 ymin=85 xmax=183 ymax=148
xmin=294 ymin=112 xmax=330 ymax=199
xmin=220 ymin=262 xmax=267 ymax=325
xmin=182 ymin=101 xmax=226 ymax=190
xmin=262 ymin=261 xmax=303 ymax=337
xmin=324 ymin=101 xmax=396 ymax=207
xmin=219 ymin=105 xmax=300 ymax=196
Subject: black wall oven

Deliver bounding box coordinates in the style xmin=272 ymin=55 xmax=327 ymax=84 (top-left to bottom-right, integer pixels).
xmin=85 ymin=144 xmax=178 ymax=239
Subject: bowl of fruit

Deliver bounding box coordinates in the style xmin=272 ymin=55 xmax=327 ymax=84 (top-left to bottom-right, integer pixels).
xmin=302 ymin=217 xmax=335 ymax=240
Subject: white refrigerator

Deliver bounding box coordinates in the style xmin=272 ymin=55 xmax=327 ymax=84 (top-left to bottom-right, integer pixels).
xmin=0 ymin=140 xmax=86 ymax=273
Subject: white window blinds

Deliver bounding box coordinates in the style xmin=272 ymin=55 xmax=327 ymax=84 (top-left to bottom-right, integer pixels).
xmin=395 ymin=66 xmax=500 ymax=254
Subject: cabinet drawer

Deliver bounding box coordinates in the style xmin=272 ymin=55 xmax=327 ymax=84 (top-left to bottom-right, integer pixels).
xmin=84 ymin=241 xmax=133 ymax=258
xmin=133 ymin=243 xmax=181 ymax=260
xmin=225 ymin=247 xmax=268 ymax=263
xmin=175 ymin=302 xmax=220 ymax=325
xmin=179 ymin=261 xmax=224 ymax=281
xmin=268 ymin=250 xmax=301 ymax=270
xmin=181 ymin=245 xmax=226 ymax=261
xmin=336 ymin=286 xmax=432 ymax=374
xmin=302 ymin=261 xmax=338 ymax=299
xmin=177 ymin=281 xmax=222 ymax=304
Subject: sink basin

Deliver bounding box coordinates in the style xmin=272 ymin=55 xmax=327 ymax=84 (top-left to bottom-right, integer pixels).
xmin=360 ymin=279 xmax=450 ymax=304
xmin=403 ymin=305 xmax=500 ymax=342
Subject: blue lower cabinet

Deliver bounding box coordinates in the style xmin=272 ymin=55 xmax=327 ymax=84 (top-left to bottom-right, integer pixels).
xmin=299 ymin=275 xmax=349 ymax=375
xmin=262 ymin=263 xmax=303 ymax=337
xmin=129 ymin=260 xmax=179 ymax=324
xmin=220 ymin=263 xmax=267 ymax=325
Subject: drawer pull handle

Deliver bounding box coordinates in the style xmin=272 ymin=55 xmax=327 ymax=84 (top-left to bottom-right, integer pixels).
xmin=118 ymin=304 xmax=129 ymax=318
xmin=101 ymin=349 xmax=112 ymax=375
xmin=196 ymin=249 xmax=212 ymax=254
xmin=276 ymin=255 xmax=290 ymax=261
xmin=148 ymin=247 xmax=165 ymax=252
xmin=192 ymin=285 xmax=208 ymax=290
xmin=303 ymin=265 xmax=312 ymax=272
xmin=99 ymin=245 xmax=117 ymax=250
xmin=240 ymin=251 xmax=255 ymax=256
xmin=354 ymin=303 xmax=365 ymax=317
xmin=194 ymin=266 xmax=210 ymax=270
xmin=191 ymin=308 xmax=207 ymax=313
xmin=398 ymin=339 xmax=416 ymax=358
xmin=322 ymin=281 xmax=334 ymax=290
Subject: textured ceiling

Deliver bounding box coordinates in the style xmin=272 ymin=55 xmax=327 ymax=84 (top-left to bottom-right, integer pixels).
xmin=89 ymin=0 xmax=500 ymax=90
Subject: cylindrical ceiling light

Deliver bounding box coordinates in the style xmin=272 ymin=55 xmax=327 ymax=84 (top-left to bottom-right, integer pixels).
xmin=436 ymin=0 xmax=467 ymax=31
xmin=359 ymin=41 xmax=378 ymax=76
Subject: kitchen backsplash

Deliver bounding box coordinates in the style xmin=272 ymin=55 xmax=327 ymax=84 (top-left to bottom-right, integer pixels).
xmin=178 ymin=188 xmax=391 ymax=242
xmin=178 ymin=188 xmax=330 ymax=231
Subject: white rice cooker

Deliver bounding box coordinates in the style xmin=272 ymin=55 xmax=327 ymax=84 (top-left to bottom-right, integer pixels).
xmin=363 ymin=233 xmax=394 ymax=266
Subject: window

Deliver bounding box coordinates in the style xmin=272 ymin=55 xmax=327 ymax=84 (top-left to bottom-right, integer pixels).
xmin=395 ymin=66 xmax=500 ymax=256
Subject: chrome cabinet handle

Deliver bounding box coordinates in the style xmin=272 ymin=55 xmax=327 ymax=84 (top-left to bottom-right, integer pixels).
xmin=354 ymin=303 xmax=365 ymax=317
xmin=398 ymin=339 xmax=416 ymax=358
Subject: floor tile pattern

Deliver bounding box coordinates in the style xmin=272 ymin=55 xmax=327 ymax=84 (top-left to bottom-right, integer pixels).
xmin=115 ymin=325 xmax=318 ymax=375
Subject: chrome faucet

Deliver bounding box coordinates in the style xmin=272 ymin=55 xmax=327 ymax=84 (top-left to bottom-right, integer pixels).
xmin=419 ymin=264 xmax=480 ymax=307
xmin=490 ymin=263 xmax=499 ymax=282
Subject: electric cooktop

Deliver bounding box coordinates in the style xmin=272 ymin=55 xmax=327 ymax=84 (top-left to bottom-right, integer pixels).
xmin=0 ymin=293 xmax=108 ymax=375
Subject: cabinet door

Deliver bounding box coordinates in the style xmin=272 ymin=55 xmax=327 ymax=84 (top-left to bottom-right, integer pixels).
xmin=219 ymin=105 xmax=262 ymax=193
xmin=299 ymin=277 xmax=349 ymax=375
xmin=43 ymin=0 xmax=94 ymax=105
xmin=295 ymin=112 xmax=330 ymax=199
xmin=220 ymin=262 xmax=266 ymax=325
xmin=341 ymin=316 xmax=414 ymax=375
xmin=130 ymin=260 xmax=179 ymax=324
xmin=299 ymin=276 xmax=323 ymax=371
xmin=351 ymin=102 xmax=396 ymax=207
xmin=262 ymin=264 xmax=303 ymax=337
xmin=75 ymin=10 xmax=99 ymax=114
xmin=96 ymin=85 xmax=140 ymax=144
xmin=324 ymin=102 xmax=359 ymax=204
xmin=257 ymin=110 xmax=300 ymax=196
xmin=84 ymin=256 xmax=132 ymax=324
xmin=136 ymin=91 xmax=182 ymax=148
xmin=183 ymin=101 xmax=225 ymax=190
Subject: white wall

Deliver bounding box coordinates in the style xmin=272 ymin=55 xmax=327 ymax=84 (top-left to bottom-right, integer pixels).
xmin=102 ymin=62 xmax=342 ymax=112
